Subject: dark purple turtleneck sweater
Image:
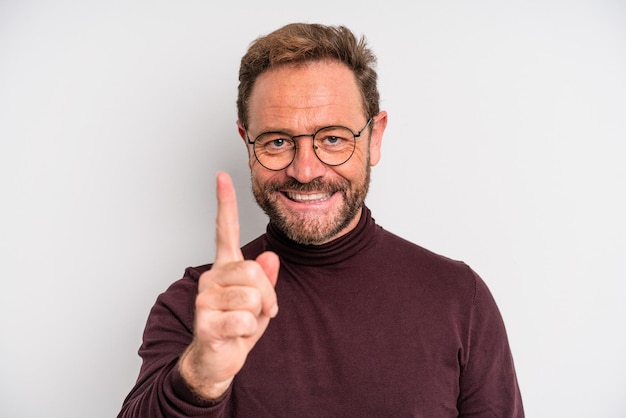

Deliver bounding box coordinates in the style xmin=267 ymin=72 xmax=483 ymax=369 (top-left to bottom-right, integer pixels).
xmin=119 ymin=207 xmax=524 ymax=417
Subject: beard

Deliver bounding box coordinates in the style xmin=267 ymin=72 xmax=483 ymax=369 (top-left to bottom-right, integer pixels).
xmin=252 ymin=166 xmax=371 ymax=246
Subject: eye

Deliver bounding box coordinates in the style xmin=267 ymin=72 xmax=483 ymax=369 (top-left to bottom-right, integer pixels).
xmin=316 ymin=127 xmax=353 ymax=150
xmin=256 ymin=133 xmax=294 ymax=154
xmin=271 ymin=138 xmax=285 ymax=148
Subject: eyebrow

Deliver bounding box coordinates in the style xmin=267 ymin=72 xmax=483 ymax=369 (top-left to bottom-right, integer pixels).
xmin=252 ymin=122 xmax=354 ymax=136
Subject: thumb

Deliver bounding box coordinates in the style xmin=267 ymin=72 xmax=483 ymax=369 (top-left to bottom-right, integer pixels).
xmin=256 ymin=251 xmax=280 ymax=287
xmin=256 ymin=251 xmax=280 ymax=318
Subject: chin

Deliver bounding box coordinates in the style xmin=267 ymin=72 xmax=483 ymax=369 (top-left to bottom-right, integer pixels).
xmin=262 ymin=193 xmax=362 ymax=245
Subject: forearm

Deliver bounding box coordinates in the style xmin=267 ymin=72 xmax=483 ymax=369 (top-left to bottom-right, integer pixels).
xmin=118 ymin=358 xmax=231 ymax=418
xmin=178 ymin=342 xmax=234 ymax=401
xmin=118 ymin=272 xmax=234 ymax=417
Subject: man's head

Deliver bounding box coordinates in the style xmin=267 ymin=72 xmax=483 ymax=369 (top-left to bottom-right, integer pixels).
xmin=236 ymin=23 xmax=387 ymax=245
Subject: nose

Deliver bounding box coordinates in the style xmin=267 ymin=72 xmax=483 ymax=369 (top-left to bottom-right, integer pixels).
xmin=284 ymin=136 xmax=327 ymax=183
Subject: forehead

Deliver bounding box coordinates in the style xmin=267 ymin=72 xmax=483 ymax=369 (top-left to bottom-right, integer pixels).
xmin=247 ymin=61 xmax=364 ymax=130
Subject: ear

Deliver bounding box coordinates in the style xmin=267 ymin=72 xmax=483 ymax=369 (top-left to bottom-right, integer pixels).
xmin=369 ymin=111 xmax=387 ymax=167
xmin=237 ymin=120 xmax=255 ymax=166
xmin=236 ymin=120 xmax=247 ymax=144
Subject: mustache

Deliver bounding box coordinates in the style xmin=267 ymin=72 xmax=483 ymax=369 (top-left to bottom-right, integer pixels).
xmin=264 ymin=178 xmax=348 ymax=194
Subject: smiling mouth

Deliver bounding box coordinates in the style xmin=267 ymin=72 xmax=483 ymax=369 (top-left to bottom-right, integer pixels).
xmin=284 ymin=191 xmax=333 ymax=203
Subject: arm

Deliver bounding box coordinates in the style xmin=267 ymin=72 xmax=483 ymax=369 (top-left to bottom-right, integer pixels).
xmin=457 ymin=272 xmax=524 ymax=417
xmin=176 ymin=172 xmax=279 ymax=400
xmin=117 ymin=273 xmax=234 ymax=417
xmin=118 ymin=172 xmax=279 ymax=417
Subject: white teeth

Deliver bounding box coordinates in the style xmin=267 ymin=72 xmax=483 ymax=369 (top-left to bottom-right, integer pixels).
xmin=286 ymin=192 xmax=330 ymax=202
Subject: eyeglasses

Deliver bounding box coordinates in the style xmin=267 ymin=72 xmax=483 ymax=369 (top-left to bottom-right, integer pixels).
xmin=246 ymin=118 xmax=372 ymax=171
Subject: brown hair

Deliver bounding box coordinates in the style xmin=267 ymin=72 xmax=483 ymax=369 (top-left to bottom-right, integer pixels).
xmin=237 ymin=23 xmax=380 ymax=127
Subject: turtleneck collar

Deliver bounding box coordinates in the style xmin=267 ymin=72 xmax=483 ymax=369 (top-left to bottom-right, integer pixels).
xmin=265 ymin=206 xmax=379 ymax=266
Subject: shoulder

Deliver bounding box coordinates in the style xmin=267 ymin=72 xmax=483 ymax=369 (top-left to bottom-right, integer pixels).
xmin=368 ymin=226 xmax=488 ymax=308
xmin=374 ymin=226 xmax=474 ymax=277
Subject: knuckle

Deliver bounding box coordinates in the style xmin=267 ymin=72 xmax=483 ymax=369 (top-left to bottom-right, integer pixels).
xmin=194 ymin=310 xmax=218 ymax=337
xmin=220 ymin=287 xmax=261 ymax=312
xmin=221 ymin=311 xmax=257 ymax=337
xmin=194 ymin=310 xmax=256 ymax=340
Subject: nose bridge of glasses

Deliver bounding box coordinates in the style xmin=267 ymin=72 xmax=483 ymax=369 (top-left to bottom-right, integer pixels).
xmin=292 ymin=133 xmax=321 ymax=163
xmin=285 ymin=133 xmax=329 ymax=180
xmin=292 ymin=133 xmax=316 ymax=145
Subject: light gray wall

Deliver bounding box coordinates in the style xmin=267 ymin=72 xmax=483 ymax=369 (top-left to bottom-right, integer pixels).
xmin=1 ymin=1 xmax=625 ymax=417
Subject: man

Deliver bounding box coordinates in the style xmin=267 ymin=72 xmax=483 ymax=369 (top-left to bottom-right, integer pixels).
xmin=119 ymin=23 xmax=524 ymax=417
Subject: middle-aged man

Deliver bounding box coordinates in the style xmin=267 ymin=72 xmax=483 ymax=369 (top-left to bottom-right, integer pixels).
xmin=119 ymin=22 xmax=524 ymax=417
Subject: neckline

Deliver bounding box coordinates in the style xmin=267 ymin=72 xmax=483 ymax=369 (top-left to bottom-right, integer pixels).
xmin=265 ymin=206 xmax=378 ymax=266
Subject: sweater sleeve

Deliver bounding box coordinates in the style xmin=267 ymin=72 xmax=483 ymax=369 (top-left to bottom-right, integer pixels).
xmin=117 ymin=268 xmax=233 ymax=417
xmin=457 ymin=270 xmax=524 ymax=417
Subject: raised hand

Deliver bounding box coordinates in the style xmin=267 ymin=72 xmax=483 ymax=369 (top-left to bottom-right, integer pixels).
xmin=179 ymin=172 xmax=279 ymax=400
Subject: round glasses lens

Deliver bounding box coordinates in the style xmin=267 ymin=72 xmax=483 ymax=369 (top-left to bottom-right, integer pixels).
xmin=254 ymin=133 xmax=296 ymax=170
xmin=313 ymin=127 xmax=356 ymax=166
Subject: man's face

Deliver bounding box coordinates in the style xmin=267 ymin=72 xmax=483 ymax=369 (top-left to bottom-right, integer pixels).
xmin=238 ymin=61 xmax=386 ymax=245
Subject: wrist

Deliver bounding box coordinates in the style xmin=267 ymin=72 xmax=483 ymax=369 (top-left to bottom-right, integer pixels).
xmin=179 ymin=344 xmax=233 ymax=401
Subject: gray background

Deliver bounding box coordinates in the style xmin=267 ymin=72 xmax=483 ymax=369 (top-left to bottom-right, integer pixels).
xmin=1 ymin=0 xmax=625 ymax=416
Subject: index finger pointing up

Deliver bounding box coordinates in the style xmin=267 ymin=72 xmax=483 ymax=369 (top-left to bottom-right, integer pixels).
xmin=214 ymin=171 xmax=243 ymax=264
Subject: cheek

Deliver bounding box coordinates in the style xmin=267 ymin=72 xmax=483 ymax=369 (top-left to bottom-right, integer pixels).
xmin=250 ymin=165 xmax=264 ymax=187
xmin=332 ymin=153 xmax=369 ymax=181
xmin=346 ymin=145 xmax=370 ymax=171
xmin=250 ymin=164 xmax=283 ymax=187
xmin=369 ymin=142 xmax=381 ymax=166
xmin=247 ymin=148 xmax=256 ymax=169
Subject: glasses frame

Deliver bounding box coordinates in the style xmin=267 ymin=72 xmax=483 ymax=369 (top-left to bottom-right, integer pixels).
xmin=246 ymin=118 xmax=373 ymax=171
